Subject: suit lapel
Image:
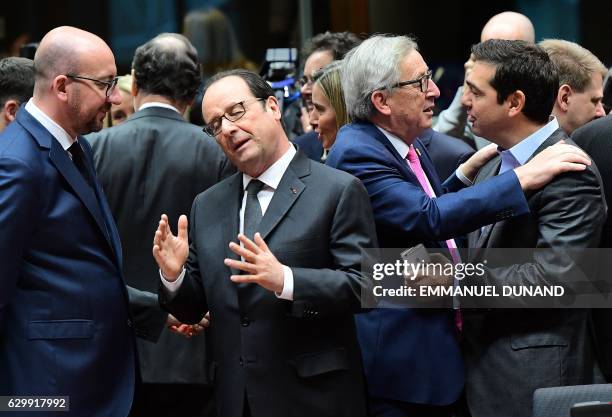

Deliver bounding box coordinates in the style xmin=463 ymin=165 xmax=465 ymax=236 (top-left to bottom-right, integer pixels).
xmin=414 ymin=138 xmax=444 ymax=196
xmin=48 ymin=136 xmax=113 ymax=244
xmin=80 ymin=138 xmax=123 ymax=265
xmin=18 ymin=108 xmax=120 ymax=265
xmin=363 ymin=123 xmax=420 ymax=185
xmin=258 ymin=152 xmax=308 ymax=241
xmin=472 ymin=156 xmax=502 ymax=249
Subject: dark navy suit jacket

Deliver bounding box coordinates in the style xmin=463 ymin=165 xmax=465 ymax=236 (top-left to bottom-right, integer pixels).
xmin=292 ymin=130 xmax=324 ymax=162
xmin=420 ymin=128 xmax=475 ymax=181
xmin=326 ymin=121 xmax=528 ymax=405
xmin=0 ymin=108 xmax=137 ymax=416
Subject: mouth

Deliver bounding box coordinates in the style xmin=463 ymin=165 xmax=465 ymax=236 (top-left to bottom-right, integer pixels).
xmin=232 ymin=137 xmax=250 ymax=153
xmin=423 ymin=104 xmax=435 ymax=114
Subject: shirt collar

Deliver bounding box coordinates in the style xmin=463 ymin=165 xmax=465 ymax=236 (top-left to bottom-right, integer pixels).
xmin=375 ymin=125 xmax=410 ymax=159
xmin=242 ymin=144 xmax=297 ymax=191
xmin=138 ymin=102 xmax=181 ymax=114
xmin=25 ymin=98 xmax=76 ymax=150
xmin=504 ymin=117 xmax=560 ymax=166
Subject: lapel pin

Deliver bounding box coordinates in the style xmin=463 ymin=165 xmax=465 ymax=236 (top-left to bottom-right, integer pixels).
xmin=290 ymin=187 xmax=298 ymax=194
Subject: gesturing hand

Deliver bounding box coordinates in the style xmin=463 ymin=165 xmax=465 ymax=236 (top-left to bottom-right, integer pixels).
xmin=225 ymin=233 xmax=285 ymax=294
xmin=152 ymin=214 xmax=189 ymax=281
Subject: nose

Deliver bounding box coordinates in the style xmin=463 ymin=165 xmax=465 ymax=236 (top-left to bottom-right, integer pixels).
xmin=108 ymin=86 xmax=122 ymax=105
xmin=595 ymin=102 xmax=606 ymax=118
xmin=460 ymin=87 xmax=471 ymax=107
xmin=427 ymin=79 xmax=440 ymax=99
xmin=219 ymin=116 xmax=238 ymax=135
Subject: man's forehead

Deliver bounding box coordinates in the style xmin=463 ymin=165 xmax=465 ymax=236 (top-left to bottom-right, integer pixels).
xmin=400 ymin=50 xmax=427 ymax=77
xmin=469 ymin=61 xmax=496 ymax=81
xmin=203 ymin=76 xmax=253 ymax=113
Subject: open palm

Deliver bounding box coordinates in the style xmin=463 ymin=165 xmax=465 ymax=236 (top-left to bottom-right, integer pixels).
xmin=152 ymin=214 xmax=189 ymax=280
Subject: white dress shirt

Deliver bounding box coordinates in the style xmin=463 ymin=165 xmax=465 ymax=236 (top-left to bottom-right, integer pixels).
xmin=138 ymin=101 xmax=181 ymax=114
xmin=25 ymin=99 xmax=76 ymax=150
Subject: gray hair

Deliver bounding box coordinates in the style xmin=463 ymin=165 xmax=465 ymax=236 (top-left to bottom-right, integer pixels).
xmin=341 ymin=35 xmax=418 ymax=121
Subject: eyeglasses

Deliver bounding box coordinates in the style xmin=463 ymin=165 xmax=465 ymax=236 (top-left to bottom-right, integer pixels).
xmin=381 ymin=70 xmax=433 ymax=93
xmin=65 ymin=74 xmax=119 ymax=98
xmin=392 ymin=69 xmax=433 ymax=93
xmin=203 ymin=98 xmax=265 ymax=137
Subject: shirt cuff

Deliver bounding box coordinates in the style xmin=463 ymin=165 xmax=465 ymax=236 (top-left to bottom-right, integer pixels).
xmin=455 ymin=167 xmax=474 ymax=186
xmin=159 ymin=267 xmax=185 ymax=299
xmin=275 ymin=265 xmax=294 ymax=300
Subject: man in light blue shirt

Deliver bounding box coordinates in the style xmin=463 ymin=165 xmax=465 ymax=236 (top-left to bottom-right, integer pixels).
xmin=460 ymin=39 xmax=606 ymax=417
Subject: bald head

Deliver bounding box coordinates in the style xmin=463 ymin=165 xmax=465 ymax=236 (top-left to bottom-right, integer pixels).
xmin=481 ymin=11 xmax=535 ymax=43
xmin=34 ymin=26 xmax=114 ymax=97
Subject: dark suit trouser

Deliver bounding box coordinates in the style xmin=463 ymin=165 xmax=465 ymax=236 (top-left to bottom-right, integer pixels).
xmin=130 ymin=382 xmax=216 ymax=417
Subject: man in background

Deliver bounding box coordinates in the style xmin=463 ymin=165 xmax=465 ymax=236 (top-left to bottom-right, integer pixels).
xmin=540 ymin=38 xmax=607 ymax=135
xmin=89 ymin=33 xmax=233 ymax=417
xmin=435 ymin=11 xmax=535 ymax=149
xmin=0 ymin=57 xmax=34 ymax=132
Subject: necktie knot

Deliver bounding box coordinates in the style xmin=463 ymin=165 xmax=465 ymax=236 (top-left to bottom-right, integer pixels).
xmin=68 ymin=141 xmax=84 ymax=161
xmin=407 ymin=145 xmax=419 ymax=163
xmin=246 ymin=179 xmax=265 ymax=196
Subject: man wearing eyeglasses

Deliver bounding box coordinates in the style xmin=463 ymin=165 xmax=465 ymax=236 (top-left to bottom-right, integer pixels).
xmin=153 ymin=68 xmax=377 ymax=417
xmin=87 ymin=33 xmax=234 ymax=417
xmin=326 ymin=35 xmax=593 ymax=417
xmin=0 ymin=26 xmax=147 ymax=416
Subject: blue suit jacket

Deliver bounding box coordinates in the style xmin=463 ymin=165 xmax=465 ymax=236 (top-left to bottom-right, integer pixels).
xmin=326 ymin=121 xmax=528 ymax=405
xmin=0 ymin=108 xmax=137 ymax=416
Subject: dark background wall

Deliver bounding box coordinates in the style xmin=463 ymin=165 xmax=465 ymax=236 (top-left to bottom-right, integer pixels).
xmin=2 ymin=0 xmax=611 ymax=108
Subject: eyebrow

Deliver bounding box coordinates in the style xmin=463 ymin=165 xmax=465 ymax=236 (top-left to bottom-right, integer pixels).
xmin=465 ymin=80 xmax=482 ymax=93
xmin=205 ymin=101 xmax=244 ymax=123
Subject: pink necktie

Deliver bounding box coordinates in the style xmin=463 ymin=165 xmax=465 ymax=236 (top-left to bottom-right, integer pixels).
xmin=407 ymin=145 xmax=462 ymax=330
xmin=406 ymin=145 xmax=460 ymax=262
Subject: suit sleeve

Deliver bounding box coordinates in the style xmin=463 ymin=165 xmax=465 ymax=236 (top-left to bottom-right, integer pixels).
xmin=290 ymin=177 xmax=378 ymax=317
xmin=127 ymin=285 xmax=167 ymax=342
xmin=471 ymin=168 xmax=607 ymax=307
xmin=328 ymin=140 xmax=529 ymax=242
xmin=0 ymin=156 xmax=39 ymax=331
xmin=158 ymin=195 xmax=209 ymax=324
